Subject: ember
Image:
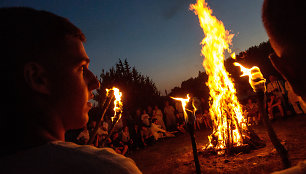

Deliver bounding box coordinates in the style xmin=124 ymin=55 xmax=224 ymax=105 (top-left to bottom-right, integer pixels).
xmin=190 ymin=0 xmax=265 ymax=155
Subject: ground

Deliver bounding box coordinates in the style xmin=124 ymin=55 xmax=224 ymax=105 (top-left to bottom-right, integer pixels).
xmin=128 ymin=115 xmax=306 ymax=174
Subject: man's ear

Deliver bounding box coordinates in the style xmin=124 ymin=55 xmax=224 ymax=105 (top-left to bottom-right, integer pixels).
xmin=24 ymin=62 xmax=50 ymax=95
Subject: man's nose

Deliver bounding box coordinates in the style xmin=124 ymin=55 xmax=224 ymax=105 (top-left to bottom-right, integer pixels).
xmin=85 ymin=69 xmax=100 ymax=90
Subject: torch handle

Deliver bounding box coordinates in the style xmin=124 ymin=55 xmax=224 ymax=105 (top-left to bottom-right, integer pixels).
xmin=88 ymin=94 xmax=114 ymax=145
xmin=100 ymin=113 xmax=120 ymax=147
xmin=188 ymin=122 xmax=201 ymax=174
xmin=257 ymin=91 xmax=291 ymax=169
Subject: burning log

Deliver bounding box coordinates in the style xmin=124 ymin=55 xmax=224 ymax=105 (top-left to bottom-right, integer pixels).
xmin=234 ymin=63 xmax=291 ymax=169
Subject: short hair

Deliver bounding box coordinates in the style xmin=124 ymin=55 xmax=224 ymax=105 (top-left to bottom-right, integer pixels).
xmin=262 ymin=0 xmax=306 ymax=49
xmin=1 ymin=7 xmax=85 ymax=63
xmin=0 ymin=7 xmax=85 ymax=96
xmin=0 ymin=8 xmax=86 ymax=136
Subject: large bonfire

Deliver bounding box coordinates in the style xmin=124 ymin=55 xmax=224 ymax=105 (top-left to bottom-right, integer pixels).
xmin=190 ymin=0 xmax=264 ymax=154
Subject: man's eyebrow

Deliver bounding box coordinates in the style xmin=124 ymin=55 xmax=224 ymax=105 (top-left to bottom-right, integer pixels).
xmin=76 ymin=57 xmax=90 ymax=64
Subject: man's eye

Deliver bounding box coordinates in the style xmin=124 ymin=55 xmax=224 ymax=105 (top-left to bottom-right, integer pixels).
xmin=81 ymin=65 xmax=87 ymax=72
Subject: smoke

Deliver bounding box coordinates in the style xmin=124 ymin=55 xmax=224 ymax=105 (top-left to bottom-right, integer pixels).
xmin=161 ymin=0 xmax=190 ymax=19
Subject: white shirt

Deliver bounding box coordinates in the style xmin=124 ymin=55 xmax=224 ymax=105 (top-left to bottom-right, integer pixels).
xmin=0 ymin=141 xmax=142 ymax=174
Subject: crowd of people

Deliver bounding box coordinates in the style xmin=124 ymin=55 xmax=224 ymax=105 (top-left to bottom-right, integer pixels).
xmin=74 ymin=74 xmax=306 ymax=157
xmin=242 ymin=75 xmax=306 ymax=126
xmin=75 ymin=99 xmax=213 ymax=156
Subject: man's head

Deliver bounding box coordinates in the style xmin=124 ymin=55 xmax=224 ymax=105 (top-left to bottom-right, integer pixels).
xmin=1 ymin=8 xmax=99 ymax=133
xmin=262 ymin=0 xmax=306 ymax=100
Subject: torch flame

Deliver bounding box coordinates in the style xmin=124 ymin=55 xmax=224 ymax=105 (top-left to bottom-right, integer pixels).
xmin=106 ymin=87 xmax=123 ymax=122
xmin=171 ymin=94 xmax=191 ymax=122
xmin=190 ymin=0 xmax=247 ymax=150
xmin=234 ymin=62 xmax=266 ymax=92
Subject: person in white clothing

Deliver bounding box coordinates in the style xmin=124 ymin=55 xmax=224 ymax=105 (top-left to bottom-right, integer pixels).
xmin=285 ymin=81 xmax=306 ymax=114
xmin=152 ymin=105 xmax=166 ymax=129
xmin=150 ymin=119 xmax=175 ymax=141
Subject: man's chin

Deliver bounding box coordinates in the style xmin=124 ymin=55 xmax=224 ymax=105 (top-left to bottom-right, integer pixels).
xmin=67 ymin=114 xmax=89 ymax=130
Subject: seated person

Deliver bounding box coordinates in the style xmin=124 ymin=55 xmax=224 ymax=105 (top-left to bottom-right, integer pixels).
xmin=195 ymin=111 xmax=203 ymax=130
xmin=110 ymin=132 xmax=128 ymax=156
xmin=140 ymin=125 xmax=154 ymax=147
xmin=121 ymin=126 xmax=133 ymax=148
xmin=130 ymin=124 xmax=142 ymax=150
xmin=141 ymin=109 xmax=151 ymax=127
xmin=76 ymin=125 xmax=90 ymax=145
xmin=150 ymin=119 xmax=175 ymax=141
xmin=175 ymin=113 xmax=186 ymax=134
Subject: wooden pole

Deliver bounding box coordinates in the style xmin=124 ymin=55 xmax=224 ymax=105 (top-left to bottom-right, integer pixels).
xmin=187 ymin=100 xmax=201 ymax=174
xmin=88 ymin=93 xmax=114 ymax=145
xmin=188 ymin=119 xmax=201 ymax=174
xmin=101 ymin=111 xmax=121 ymax=147
xmin=257 ymin=91 xmax=291 ymax=169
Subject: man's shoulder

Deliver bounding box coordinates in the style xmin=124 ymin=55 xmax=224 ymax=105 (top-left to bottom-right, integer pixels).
xmin=52 ymin=141 xmax=141 ymax=173
xmin=1 ymin=141 xmax=142 ymax=174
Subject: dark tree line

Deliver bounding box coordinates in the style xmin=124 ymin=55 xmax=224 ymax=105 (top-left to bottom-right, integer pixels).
xmin=169 ymin=41 xmax=282 ymax=103
xmin=94 ymin=59 xmax=161 ymax=118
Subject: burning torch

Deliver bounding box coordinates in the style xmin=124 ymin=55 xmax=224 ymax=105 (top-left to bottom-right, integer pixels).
xmin=234 ymin=62 xmax=291 ymax=169
xmin=172 ymin=94 xmax=201 ymax=174
xmin=101 ymin=87 xmax=123 ymax=147
xmin=88 ymin=88 xmax=114 ymax=145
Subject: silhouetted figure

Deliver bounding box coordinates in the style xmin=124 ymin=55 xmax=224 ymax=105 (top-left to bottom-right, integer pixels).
xmin=0 ymin=7 xmax=141 ymax=174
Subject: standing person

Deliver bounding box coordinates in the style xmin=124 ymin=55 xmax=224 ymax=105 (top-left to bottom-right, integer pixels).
xmin=266 ymin=75 xmax=287 ymax=116
xmin=284 ymin=81 xmax=306 ymax=115
xmin=164 ymin=101 xmax=177 ymax=131
xmin=262 ymin=1 xmax=306 ymax=172
xmin=262 ymin=0 xmax=306 ymax=102
xmin=267 ymin=93 xmax=284 ymax=120
xmin=0 ymin=7 xmax=141 ymax=174
xmin=152 ymin=105 xmax=166 ymax=130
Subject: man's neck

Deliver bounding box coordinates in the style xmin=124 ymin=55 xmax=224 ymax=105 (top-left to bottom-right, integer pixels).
xmin=2 ymin=112 xmax=65 ymax=157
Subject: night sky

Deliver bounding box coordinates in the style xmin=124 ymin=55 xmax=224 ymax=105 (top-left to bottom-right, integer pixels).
xmin=1 ymin=0 xmax=268 ymax=94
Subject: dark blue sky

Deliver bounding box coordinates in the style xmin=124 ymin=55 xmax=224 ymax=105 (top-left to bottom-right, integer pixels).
xmin=1 ymin=0 xmax=268 ymax=94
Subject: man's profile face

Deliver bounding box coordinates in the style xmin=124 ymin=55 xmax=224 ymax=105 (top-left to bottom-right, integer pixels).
xmin=268 ymin=36 xmax=306 ymax=100
xmin=48 ymin=36 xmax=99 ymax=130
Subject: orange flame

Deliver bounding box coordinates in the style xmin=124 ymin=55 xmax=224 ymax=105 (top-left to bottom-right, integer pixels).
xmin=234 ymin=62 xmax=266 ymax=92
xmin=171 ymin=94 xmax=191 ymax=122
xmin=106 ymin=87 xmax=123 ymax=122
xmin=190 ymin=0 xmax=247 ymax=150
